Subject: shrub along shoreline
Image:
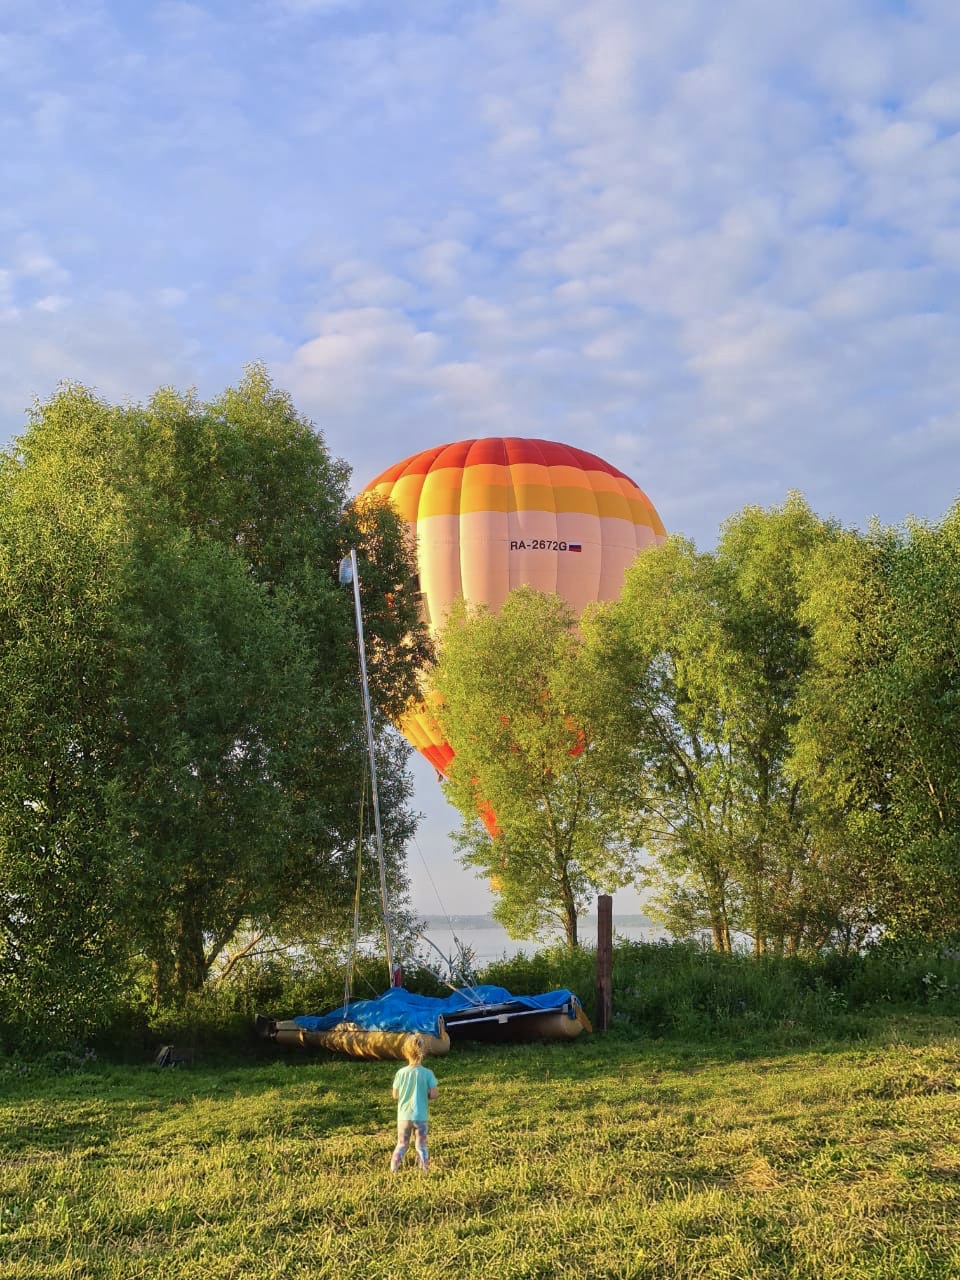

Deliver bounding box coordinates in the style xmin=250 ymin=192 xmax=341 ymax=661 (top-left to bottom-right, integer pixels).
xmin=4 ymin=936 xmax=960 ymax=1067
xmin=65 ymin=935 xmax=960 ymax=1065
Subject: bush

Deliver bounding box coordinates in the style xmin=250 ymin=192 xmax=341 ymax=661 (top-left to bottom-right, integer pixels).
xmin=485 ymin=936 xmax=960 ymax=1040
xmin=9 ymin=931 xmax=960 ymax=1063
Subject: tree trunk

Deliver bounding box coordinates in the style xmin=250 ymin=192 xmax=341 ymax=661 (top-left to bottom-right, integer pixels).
xmin=564 ymin=911 xmax=579 ymax=948
xmin=558 ymin=864 xmax=579 ymax=949
xmin=711 ymin=917 xmax=732 ymax=953
xmin=702 ymin=865 xmax=732 ymax=953
xmin=174 ymin=916 xmax=209 ymax=997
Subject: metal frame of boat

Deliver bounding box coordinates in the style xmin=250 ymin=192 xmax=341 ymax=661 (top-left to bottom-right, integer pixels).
xmin=442 ymin=995 xmax=591 ymax=1043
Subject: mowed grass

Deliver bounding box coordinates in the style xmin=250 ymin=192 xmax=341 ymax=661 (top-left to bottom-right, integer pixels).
xmin=2 ymin=1016 xmax=960 ymax=1280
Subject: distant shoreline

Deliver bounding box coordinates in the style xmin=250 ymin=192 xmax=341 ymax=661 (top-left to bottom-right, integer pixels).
xmin=418 ymin=913 xmax=655 ymax=931
xmin=414 ymin=913 xmax=665 ymax=964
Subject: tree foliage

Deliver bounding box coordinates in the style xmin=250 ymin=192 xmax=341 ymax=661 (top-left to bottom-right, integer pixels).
xmin=0 ymin=369 xmax=430 ymax=1032
xmin=431 ymin=588 xmax=637 ymax=948
xmin=581 ymin=495 xmax=870 ymax=955
xmin=794 ymin=506 xmax=960 ymax=937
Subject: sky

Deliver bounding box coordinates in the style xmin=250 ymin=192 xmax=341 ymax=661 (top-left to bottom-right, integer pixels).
xmin=4 ymin=0 xmax=960 ymax=913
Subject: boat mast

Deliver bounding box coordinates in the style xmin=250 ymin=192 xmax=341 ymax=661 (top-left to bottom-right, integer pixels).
xmin=340 ymin=548 xmax=399 ymax=987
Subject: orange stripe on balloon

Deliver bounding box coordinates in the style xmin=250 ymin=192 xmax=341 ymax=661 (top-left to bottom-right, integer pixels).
xmin=412 ymin=483 xmax=660 ymax=523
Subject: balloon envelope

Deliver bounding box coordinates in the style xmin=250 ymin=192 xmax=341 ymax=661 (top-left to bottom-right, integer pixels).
xmin=362 ymin=437 xmax=667 ymax=783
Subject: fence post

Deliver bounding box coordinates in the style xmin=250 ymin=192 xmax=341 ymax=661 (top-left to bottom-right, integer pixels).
xmin=596 ymin=894 xmax=613 ymax=1032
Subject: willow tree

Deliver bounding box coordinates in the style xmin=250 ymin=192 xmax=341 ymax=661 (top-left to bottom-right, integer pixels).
xmin=581 ymin=495 xmax=866 ymax=955
xmin=794 ymin=505 xmax=960 ymax=938
xmin=431 ymin=587 xmax=636 ymax=949
xmin=0 ymin=368 xmax=430 ymax=1030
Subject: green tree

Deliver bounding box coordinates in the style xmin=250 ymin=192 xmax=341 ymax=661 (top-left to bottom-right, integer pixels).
xmin=582 ymin=495 xmax=865 ymax=955
xmin=0 ymin=422 xmax=133 ymax=1040
xmin=0 ymin=370 xmax=430 ymax=1028
xmin=431 ymin=588 xmax=636 ymax=948
xmin=795 ymin=506 xmax=960 ymax=937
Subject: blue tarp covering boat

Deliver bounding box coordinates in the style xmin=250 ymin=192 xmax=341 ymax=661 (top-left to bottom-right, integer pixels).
xmin=294 ymin=984 xmax=585 ymax=1039
xmin=258 ymin=985 xmax=591 ymax=1059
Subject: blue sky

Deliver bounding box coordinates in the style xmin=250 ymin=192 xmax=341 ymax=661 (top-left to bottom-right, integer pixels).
xmin=4 ymin=0 xmax=960 ymax=912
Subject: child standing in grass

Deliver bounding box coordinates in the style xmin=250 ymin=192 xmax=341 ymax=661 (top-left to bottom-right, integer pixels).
xmin=390 ymin=1037 xmax=438 ymax=1174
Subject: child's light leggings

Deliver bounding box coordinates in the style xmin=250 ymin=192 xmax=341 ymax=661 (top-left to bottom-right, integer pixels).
xmin=391 ymin=1120 xmax=429 ymax=1171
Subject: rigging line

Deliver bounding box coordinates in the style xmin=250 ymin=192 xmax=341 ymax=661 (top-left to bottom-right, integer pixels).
xmin=353 ymin=786 xmax=389 ymax=1005
xmin=357 ymin=967 xmax=383 ymax=999
xmin=345 ymin=757 xmax=368 ymax=1012
xmin=416 ymin=933 xmax=486 ymax=1005
xmin=409 ymin=831 xmax=486 ymax=1004
xmin=409 ymin=830 xmax=456 ymax=926
xmin=348 ymin=779 xmax=392 ymax=1005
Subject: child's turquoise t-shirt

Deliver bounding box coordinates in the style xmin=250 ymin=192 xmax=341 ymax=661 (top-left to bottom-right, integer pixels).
xmin=392 ymin=1064 xmax=438 ymax=1123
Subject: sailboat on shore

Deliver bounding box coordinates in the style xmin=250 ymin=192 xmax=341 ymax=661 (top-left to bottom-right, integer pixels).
xmin=256 ymin=549 xmax=591 ymax=1061
xmin=258 ymin=983 xmax=590 ymax=1060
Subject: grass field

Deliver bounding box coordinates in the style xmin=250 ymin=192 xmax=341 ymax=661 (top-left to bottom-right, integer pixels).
xmin=2 ymin=1014 xmax=960 ymax=1279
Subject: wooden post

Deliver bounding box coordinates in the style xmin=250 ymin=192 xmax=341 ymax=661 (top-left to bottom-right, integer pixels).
xmin=596 ymin=894 xmax=613 ymax=1032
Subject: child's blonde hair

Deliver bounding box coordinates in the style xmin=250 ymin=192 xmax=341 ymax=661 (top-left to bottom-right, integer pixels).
xmin=404 ymin=1036 xmax=425 ymax=1065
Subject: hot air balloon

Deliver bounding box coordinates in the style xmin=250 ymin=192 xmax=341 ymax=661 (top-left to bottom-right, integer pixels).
xmin=361 ymin=438 xmax=667 ymax=804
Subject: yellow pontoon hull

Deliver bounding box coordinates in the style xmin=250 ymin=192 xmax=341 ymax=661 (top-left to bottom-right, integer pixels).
xmin=270 ymin=1019 xmax=451 ymax=1061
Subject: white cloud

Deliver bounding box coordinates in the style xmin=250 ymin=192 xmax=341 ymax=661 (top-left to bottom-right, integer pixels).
xmin=815 ymin=268 xmax=938 ymax=322
xmin=408 ymin=239 xmax=469 ymax=292
xmin=14 ymin=242 xmax=68 ymax=282
xmin=846 ymin=117 xmax=938 ymax=170
xmin=282 ymin=307 xmax=442 ymax=426
xmin=428 ymin=361 xmax=509 ymax=426
xmin=155 ymin=287 xmax=189 ymax=308
xmin=0 ymin=299 xmax=201 ymax=432
xmin=582 ymin=329 xmax=630 ymax=362
xmin=913 ymin=76 xmax=960 ymax=123
xmin=330 ymin=261 xmax=414 ymax=307
xmin=27 ymin=91 xmax=73 ymax=143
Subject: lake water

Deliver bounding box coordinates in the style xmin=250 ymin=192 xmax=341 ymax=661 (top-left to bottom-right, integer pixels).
xmin=413 ymin=914 xmax=666 ymax=968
